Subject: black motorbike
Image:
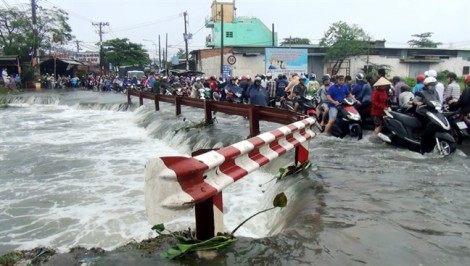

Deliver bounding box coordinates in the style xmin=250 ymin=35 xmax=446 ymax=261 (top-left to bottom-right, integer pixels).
xmin=283 ymin=95 xmax=317 ymax=114
xmin=317 ymin=98 xmax=363 ymax=140
xmin=443 ymin=111 xmax=469 ymax=144
xmin=378 ymin=99 xmax=456 ymax=155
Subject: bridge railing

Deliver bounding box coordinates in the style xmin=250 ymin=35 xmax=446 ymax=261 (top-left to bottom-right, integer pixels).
xmin=144 ymin=117 xmax=316 ymax=240
xmin=128 ymin=89 xmax=304 ymax=137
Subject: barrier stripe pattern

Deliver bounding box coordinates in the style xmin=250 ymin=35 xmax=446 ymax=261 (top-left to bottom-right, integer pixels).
xmin=145 ymin=117 xmax=316 ymax=224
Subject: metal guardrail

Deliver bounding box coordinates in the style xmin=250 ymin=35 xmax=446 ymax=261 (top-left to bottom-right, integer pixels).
xmin=144 ymin=117 xmax=316 ymax=240
xmin=128 ymin=89 xmax=304 ymax=137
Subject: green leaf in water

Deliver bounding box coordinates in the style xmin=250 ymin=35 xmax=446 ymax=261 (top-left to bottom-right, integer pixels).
xmin=151 ymin=224 xmax=165 ymax=234
xmin=273 ymin=192 xmax=287 ymax=208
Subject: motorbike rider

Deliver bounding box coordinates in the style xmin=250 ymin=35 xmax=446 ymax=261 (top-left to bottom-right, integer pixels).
xmin=448 ymin=74 xmax=470 ymax=123
xmin=317 ymin=74 xmax=332 ymax=129
xmin=191 ymin=77 xmax=204 ymax=98
xmin=412 ymin=74 xmax=426 ymax=95
xmin=413 ymin=77 xmax=442 ymax=154
xmin=324 ymin=75 xmax=356 ymax=135
xmin=444 ymin=72 xmax=461 ymax=103
xmin=426 ymin=70 xmax=444 ymax=104
xmin=292 ymin=75 xmax=308 ymax=113
xmin=225 ymin=76 xmax=243 ymax=102
xmin=307 ymin=73 xmax=320 ymax=96
xmin=247 ymin=76 xmax=268 ymax=106
xmin=398 ymin=84 xmax=414 ymax=111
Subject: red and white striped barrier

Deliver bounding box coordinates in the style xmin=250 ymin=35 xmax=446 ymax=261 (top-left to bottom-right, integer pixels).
xmin=145 ymin=117 xmax=316 ymax=239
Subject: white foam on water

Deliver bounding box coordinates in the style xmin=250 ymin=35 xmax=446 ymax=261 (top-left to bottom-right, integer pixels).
xmin=0 ymin=98 xmax=277 ymax=253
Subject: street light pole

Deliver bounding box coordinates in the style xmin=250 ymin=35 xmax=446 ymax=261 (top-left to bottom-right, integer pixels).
xmin=143 ymin=39 xmax=158 ymax=67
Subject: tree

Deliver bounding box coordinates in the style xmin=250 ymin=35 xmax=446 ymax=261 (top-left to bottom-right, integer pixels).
xmin=0 ymin=6 xmax=73 ymax=62
xmin=176 ymin=48 xmax=185 ymax=59
xmin=319 ymin=21 xmax=371 ymax=75
xmin=280 ymin=37 xmax=311 ymax=46
xmin=407 ymin=32 xmax=442 ymax=48
xmin=103 ymin=38 xmax=151 ymax=66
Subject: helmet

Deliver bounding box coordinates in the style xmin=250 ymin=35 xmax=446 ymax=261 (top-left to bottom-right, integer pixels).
xmin=423 ymin=76 xmax=437 ymax=86
xmin=447 ymin=72 xmax=457 ymax=79
xmin=299 ymin=75 xmax=307 ymax=80
xmin=465 ymin=75 xmax=470 ymax=83
xmin=322 ymin=74 xmax=331 ymax=82
xmin=196 ymin=77 xmax=201 ymax=81
xmin=254 ymin=76 xmax=262 ymax=81
xmin=241 ymin=75 xmax=247 ymax=80
xmin=310 ymin=73 xmax=316 ymax=79
xmin=416 ymin=74 xmax=426 ymax=82
xmin=355 ymin=73 xmax=364 ymax=81
xmin=266 ymin=73 xmax=272 ymax=78
xmin=427 ymin=69 xmax=437 ymax=78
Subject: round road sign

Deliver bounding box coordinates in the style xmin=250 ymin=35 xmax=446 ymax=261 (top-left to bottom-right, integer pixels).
xmin=227 ymin=55 xmax=236 ymax=65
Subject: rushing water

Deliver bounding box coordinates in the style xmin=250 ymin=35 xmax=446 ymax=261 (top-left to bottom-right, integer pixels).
xmin=0 ymin=91 xmax=469 ymax=265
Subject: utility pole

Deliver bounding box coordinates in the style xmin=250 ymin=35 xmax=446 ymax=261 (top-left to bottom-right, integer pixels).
xmin=165 ymin=33 xmax=168 ymax=76
xmin=76 ymin=40 xmax=81 ymax=53
xmin=183 ymin=11 xmax=190 ymax=71
xmin=220 ymin=4 xmax=224 ymax=77
xmin=158 ymin=35 xmax=162 ymax=71
xmin=31 ymin=0 xmax=40 ymax=80
xmin=92 ymin=22 xmax=109 ymax=74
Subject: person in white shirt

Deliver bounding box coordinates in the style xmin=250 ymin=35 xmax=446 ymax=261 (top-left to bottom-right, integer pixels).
xmin=426 ymin=69 xmax=444 ymax=104
xmin=2 ymin=68 xmax=9 ymax=86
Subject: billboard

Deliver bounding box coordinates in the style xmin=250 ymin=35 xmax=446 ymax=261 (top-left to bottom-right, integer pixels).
xmin=74 ymin=52 xmax=100 ymax=64
xmin=265 ymin=48 xmax=307 ymax=77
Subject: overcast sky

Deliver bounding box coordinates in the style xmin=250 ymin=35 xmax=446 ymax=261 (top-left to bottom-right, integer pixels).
xmin=5 ymin=0 xmax=470 ymax=58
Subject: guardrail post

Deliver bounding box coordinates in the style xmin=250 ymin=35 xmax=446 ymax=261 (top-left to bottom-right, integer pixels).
xmin=127 ymin=89 xmax=131 ymax=105
xmin=248 ymin=105 xmax=260 ymax=137
xmin=154 ymin=94 xmax=159 ymax=111
xmin=175 ymin=96 xmax=181 ymax=116
xmin=204 ymin=100 xmax=213 ymax=125
xmin=139 ymin=91 xmax=144 ymax=106
xmin=191 ymin=148 xmax=222 ymax=240
xmin=195 ymin=193 xmax=223 ymax=240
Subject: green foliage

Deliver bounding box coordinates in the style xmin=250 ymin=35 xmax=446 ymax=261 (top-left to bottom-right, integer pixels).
xmin=280 ymin=37 xmax=311 ymax=46
xmin=276 ymin=160 xmax=312 ymax=182
xmin=173 ymin=119 xmax=213 ymax=135
xmin=407 ymin=32 xmax=442 ymax=48
xmin=176 ymin=48 xmax=186 ymax=59
xmin=320 ymin=21 xmax=371 ymax=75
xmin=154 ymin=192 xmax=288 ymax=259
xmin=0 ymin=6 xmax=72 ymax=61
xmin=402 ymin=77 xmax=417 ymax=88
xmin=103 ymin=38 xmax=151 ymax=67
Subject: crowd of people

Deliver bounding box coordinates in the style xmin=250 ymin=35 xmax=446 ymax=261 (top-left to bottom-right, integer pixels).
xmin=4 ymin=67 xmax=469 ymax=143
xmin=313 ymin=69 xmax=470 ymax=138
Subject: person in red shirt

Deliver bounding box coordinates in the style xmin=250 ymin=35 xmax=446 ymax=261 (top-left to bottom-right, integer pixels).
xmin=371 ymin=77 xmax=392 ymax=136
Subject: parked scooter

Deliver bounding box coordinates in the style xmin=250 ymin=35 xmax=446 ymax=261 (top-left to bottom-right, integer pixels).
xmin=283 ymin=95 xmax=318 ymax=115
xmin=443 ymin=111 xmax=469 ymax=144
xmin=378 ymin=99 xmax=456 ymax=155
xmin=318 ymin=98 xmax=363 ymax=140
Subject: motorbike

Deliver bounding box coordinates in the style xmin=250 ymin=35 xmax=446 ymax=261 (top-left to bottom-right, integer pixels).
xmin=283 ymin=95 xmax=318 ymax=116
xmin=443 ymin=111 xmax=469 ymax=144
xmin=378 ymin=99 xmax=456 ymax=155
xmin=326 ymin=98 xmax=363 ymax=140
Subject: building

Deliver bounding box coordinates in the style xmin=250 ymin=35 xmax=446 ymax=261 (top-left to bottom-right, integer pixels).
xmin=205 ymin=0 xmax=277 ymax=48
xmin=193 ymin=1 xmax=470 ymax=78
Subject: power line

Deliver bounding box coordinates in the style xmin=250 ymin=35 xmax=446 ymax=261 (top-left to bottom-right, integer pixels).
xmin=41 ymin=0 xmax=94 ymax=23
xmin=110 ymin=14 xmax=181 ymax=33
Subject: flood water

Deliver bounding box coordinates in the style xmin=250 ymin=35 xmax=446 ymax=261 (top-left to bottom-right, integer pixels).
xmin=0 ymin=91 xmax=469 ymax=265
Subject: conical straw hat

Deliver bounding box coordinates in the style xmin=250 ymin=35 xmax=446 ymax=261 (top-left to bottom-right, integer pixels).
xmin=373 ymin=77 xmax=392 ymax=87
